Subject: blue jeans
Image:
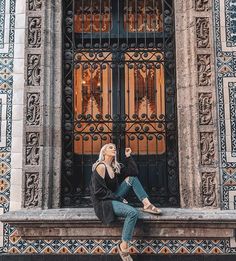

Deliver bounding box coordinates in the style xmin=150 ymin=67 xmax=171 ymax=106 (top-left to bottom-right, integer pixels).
xmin=111 ymin=176 xmax=148 ymax=242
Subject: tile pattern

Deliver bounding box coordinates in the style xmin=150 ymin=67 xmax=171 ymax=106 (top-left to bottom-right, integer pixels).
xmin=214 ymin=0 xmax=236 ymax=213
xmin=225 ymin=0 xmax=236 ymax=46
xmin=0 ymin=0 xmax=5 ymax=48
xmin=0 ymin=0 xmax=236 ymax=256
xmin=0 ymin=0 xmax=15 ymax=254
xmin=0 ymin=0 xmax=15 ymax=58
xmin=7 ymin=233 xmax=229 ymax=255
xmin=4 ymin=0 xmax=236 ymax=256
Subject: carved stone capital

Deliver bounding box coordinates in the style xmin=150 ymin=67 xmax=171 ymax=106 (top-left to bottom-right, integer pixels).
xmin=201 ymin=172 xmax=216 ymax=207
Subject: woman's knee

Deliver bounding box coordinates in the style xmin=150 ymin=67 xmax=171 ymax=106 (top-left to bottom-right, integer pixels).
xmin=128 ymin=208 xmax=139 ymax=219
xmin=125 ymin=176 xmax=137 ymax=186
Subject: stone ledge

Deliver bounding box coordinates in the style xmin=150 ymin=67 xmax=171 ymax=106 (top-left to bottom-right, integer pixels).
xmin=1 ymin=208 xmax=236 ymax=239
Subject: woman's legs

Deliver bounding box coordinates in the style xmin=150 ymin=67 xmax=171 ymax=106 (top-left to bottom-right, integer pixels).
xmin=126 ymin=176 xmax=161 ymax=212
xmin=115 ymin=176 xmax=149 ymax=202
xmin=114 ymin=176 xmax=150 ymax=252
xmin=111 ymin=200 xmax=139 ymax=246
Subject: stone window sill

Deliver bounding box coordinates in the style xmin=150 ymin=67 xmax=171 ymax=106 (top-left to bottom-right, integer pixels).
xmin=1 ymin=208 xmax=236 ymax=239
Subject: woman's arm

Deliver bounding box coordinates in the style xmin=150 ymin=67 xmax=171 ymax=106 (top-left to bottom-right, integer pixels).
xmin=120 ymin=156 xmax=139 ymax=178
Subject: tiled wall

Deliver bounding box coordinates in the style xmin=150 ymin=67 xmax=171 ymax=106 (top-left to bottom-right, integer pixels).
xmin=0 ymin=0 xmax=16 ymax=253
xmin=0 ymin=0 xmax=236 ymax=256
xmin=214 ymin=0 xmax=236 ymax=210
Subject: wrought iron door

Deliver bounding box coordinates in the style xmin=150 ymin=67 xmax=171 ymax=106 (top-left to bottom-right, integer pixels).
xmin=62 ymin=0 xmax=179 ymax=207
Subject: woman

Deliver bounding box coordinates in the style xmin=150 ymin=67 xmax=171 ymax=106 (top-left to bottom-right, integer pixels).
xmin=90 ymin=143 xmax=161 ymax=261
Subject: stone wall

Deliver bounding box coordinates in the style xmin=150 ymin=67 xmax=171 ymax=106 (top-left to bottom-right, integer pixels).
xmin=0 ymin=0 xmax=236 ymax=256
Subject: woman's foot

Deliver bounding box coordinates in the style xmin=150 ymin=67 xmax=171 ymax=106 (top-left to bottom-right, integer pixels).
xmin=142 ymin=203 xmax=162 ymax=215
xmin=118 ymin=243 xmax=133 ymax=261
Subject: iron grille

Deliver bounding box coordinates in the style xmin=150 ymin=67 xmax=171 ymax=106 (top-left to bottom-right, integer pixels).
xmin=62 ymin=0 xmax=179 ymax=207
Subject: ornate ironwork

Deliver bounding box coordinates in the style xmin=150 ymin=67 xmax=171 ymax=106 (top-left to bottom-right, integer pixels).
xmin=62 ymin=0 xmax=179 ymax=207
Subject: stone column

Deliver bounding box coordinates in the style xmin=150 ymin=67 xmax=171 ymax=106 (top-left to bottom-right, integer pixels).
xmin=175 ymin=0 xmax=219 ymax=208
xmin=22 ymin=0 xmax=62 ymax=209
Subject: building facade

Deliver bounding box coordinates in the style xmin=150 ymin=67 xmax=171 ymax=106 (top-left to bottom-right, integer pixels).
xmin=0 ymin=0 xmax=235 ymax=259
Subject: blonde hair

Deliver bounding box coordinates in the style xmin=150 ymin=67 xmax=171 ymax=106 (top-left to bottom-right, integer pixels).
xmin=92 ymin=143 xmax=121 ymax=173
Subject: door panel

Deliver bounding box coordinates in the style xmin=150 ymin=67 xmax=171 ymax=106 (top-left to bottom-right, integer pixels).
xmin=74 ymin=52 xmax=113 ymax=154
xmin=125 ymin=51 xmax=165 ymax=155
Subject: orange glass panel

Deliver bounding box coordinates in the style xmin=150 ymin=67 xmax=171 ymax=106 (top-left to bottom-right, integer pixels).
xmin=124 ymin=0 xmax=163 ymax=32
xmin=74 ymin=53 xmax=112 ymax=154
xmin=125 ymin=51 xmax=165 ymax=155
xmin=74 ymin=0 xmax=111 ymax=33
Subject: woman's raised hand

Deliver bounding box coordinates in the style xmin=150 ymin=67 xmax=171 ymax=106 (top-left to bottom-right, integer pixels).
xmin=125 ymin=148 xmax=132 ymax=158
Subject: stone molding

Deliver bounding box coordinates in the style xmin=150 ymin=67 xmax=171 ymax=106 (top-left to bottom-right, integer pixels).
xmin=23 ymin=0 xmax=62 ymax=209
xmin=23 ymin=0 xmax=43 ymax=208
xmin=175 ymin=0 xmax=219 ymax=208
xmin=195 ymin=0 xmax=219 ymax=208
xmin=1 ymin=208 xmax=235 ymax=240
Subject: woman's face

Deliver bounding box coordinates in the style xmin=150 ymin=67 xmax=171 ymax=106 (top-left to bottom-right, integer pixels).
xmin=104 ymin=144 xmax=116 ymax=157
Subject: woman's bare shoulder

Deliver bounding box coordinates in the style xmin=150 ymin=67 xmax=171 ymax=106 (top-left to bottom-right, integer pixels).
xmin=96 ymin=163 xmax=106 ymax=178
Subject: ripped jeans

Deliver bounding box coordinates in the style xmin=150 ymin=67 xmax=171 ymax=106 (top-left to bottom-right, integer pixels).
xmin=111 ymin=176 xmax=148 ymax=242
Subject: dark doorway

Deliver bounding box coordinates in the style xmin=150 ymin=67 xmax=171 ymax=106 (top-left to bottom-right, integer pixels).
xmin=61 ymin=0 xmax=179 ymax=207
